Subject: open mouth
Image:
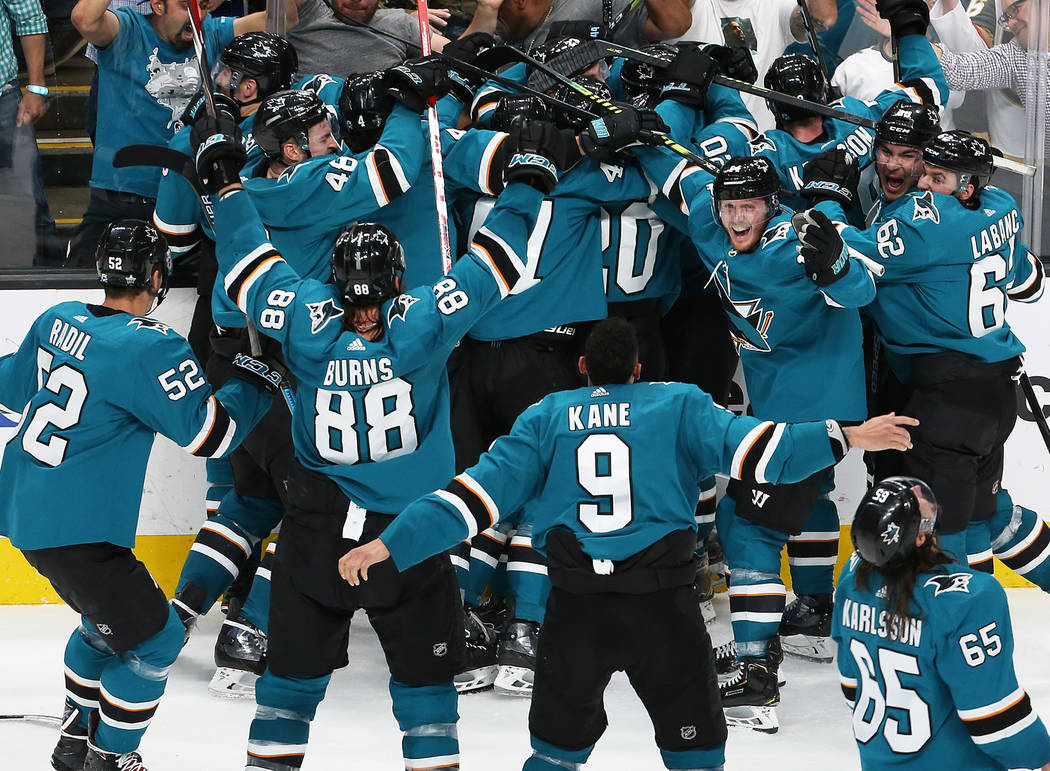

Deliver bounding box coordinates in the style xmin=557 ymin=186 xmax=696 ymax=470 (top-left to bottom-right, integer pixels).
xmin=883 ymin=173 xmax=907 ymax=196
xmin=354 ymin=320 xmax=379 ymax=336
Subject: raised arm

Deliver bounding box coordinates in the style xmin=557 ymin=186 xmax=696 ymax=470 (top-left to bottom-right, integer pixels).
xmin=70 ymin=0 xmax=120 ymax=47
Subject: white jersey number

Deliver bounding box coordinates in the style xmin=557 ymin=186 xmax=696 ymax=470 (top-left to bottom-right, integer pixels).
xmin=967 ymin=253 xmax=1008 ymax=337
xmin=22 ymin=348 xmax=89 ymax=467
xmin=314 ymin=378 xmax=419 ymax=464
xmin=849 ymin=639 xmax=932 ymax=753
xmin=576 ymin=433 xmax=634 ymax=533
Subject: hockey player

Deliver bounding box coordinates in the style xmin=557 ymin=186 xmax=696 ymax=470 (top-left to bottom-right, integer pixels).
xmin=809 ymin=129 xmax=1044 ymax=567
xmin=170 ymin=70 xmax=443 ymax=697
xmin=338 ymin=317 xmax=918 ymax=770
xmin=194 ymin=102 xmax=567 ymax=769
xmin=0 ymin=221 xmax=278 ymax=771
xmin=835 ymin=477 xmax=1050 ymax=770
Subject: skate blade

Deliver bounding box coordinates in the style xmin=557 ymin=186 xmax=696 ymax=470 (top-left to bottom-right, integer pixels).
xmin=700 ymin=599 xmax=716 ymax=624
xmin=208 ymin=667 xmax=258 ymax=699
xmin=494 ymin=665 xmax=534 ymax=697
xmin=779 ymin=634 xmax=834 ymax=663
xmin=723 ymin=705 xmax=779 ymax=733
xmin=455 ymin=665 xmax=498 ymax=694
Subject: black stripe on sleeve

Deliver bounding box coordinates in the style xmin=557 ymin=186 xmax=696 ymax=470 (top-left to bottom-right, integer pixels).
xmin=446 ymin=478 xmax=494 ymax=534
xmin=899 ymin=78 xmax=936 ymax=105
xmin=226 ymin=249 xmax=280 ymax=308
xmin=1002 ymin=523 xmax=1050 ymax=571
xmin=964 ymin=693 xmax=1033 ymax=739
xmin=372 ymin=146 xmax=410 ymax=204
xmin=738 ymin=423 xmax=775 ymax=483
xmin=193 ymin=400 xmax=232 ymax=458
xmin=472 ymin=229 xmax=521 ymax=289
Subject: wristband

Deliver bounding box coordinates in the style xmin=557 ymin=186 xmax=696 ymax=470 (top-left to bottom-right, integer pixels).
xmin=26 ymin=84 xmax=49 ymax=97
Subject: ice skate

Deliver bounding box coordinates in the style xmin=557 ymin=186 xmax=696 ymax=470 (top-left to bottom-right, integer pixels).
xmin=778 ymin=594 xmax=834 ymax=662
xmin=51 ymin=699 xmax=87 ymax=771
xmin=494 ymin=619 xmax=539 ymax=697
xmin=455 ymin=606 xmax=498 ymax=694
xmin=720 ymin=655 xmax=780 ymax=734
xmin=210 ymin=605 xmax=267 ymax=699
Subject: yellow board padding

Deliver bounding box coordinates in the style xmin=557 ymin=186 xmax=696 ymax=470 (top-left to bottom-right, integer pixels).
xmin=0 ymin=526 xmax=1036 ymax=606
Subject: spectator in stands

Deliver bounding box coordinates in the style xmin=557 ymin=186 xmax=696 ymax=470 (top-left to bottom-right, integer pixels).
xmin=64 ymin=0 xmax=297 ymax=267
xmin=0 ymin=0 xmax=59 ymax=265
xmin=498 ymin=0 xmax=693 ymax=50
xmin=288 ymin=0 xmax=465 ymax=77
xmin=680 ymin=0 xmax=839 ymax=130
xmin=83 ymin=0 xmax=153 ymax=145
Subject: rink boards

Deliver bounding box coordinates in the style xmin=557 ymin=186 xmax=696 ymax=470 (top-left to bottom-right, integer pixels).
xmin=1 ymin=287 xmax=1046 ymax=603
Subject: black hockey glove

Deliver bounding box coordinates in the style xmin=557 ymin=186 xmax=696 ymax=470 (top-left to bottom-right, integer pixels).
xmin=579 ymin=106 xmax=668 ymax=163
xmin=504 ymin=119 xmax=563 ymax=194
xmin=230 ymin=352 xmax=289 ymax=396
xmin=701 ymin=43 xmax=759 ymax=85
xmin=793 ymin=209 xmax=851 ymax=287
xmin=386 ymin=56 xmax=450 ymax=112
xmin=800 ymin=148 xmax=860 ymax=209
xmin=876 ymin=0 xmax=930 ymax=38
xmin=442 ymin=32 xmax=495 ymax=103
xmin=191 ymin=114 xmax=246 ymax=195
xmin=658 ymin=46 xmax=719 ymax=108
xmin=181 ymin=90 xmax=240 ymax=128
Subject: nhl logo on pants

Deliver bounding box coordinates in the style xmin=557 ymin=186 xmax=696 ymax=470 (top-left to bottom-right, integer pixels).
xmin=680 ymin=725 xmax=697 ymax=740
xmin=433 ymin=643 xmax=448 ymax=657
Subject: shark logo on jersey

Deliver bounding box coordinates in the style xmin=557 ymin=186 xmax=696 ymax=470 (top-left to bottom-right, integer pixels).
xmin=306 ymin=298 xmax=344 ymax=334
xmin=924 ymin=573 xmax=973 ymax=596
xmin=748 ymin=133 xmax=777 ymax=154
xmin=911 ymin=191 xmax=941 ymax=224
xmin=760 ymin=220 xmax=793 ymax=248
xmin=386 ymin=294 xmax=420 ymax=325
xmin=126 ymin=317 xmax=171 ymax=335
xmin=707 ymin=261 xmax=773 ymax=353
xmin=881 ymin=521 xmax=901 ymax=545
xmin=302 ymin=73 xmax=337 ymax=95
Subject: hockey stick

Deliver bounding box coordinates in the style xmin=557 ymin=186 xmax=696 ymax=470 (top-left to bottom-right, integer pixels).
xmin=489 ymin=44 xmax=722 ymax=175
xmin=413 ymin=0 xmax=454 ymax=275
xmin=266 ymin=0 xmax=287 ymax=36
xmin=796 ymin=0 xmax=833 ymax=89
xmin=1020 ymin=372 xmax=1050 ymax=453
xmin=0 ymin=713 xmax=62 ymax=727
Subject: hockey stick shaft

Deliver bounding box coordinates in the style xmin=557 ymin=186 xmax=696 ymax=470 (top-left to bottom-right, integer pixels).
xmin=796 ymin=0 xmax=832 ymax=86
xmin=0 ymin=713 xmax=61 ymax=726
xmin=1020 ymin=372 xmax=1050 ymax=453
xmin=185 ymin=0 xmax=217 ymax=120
xmin=413 ymin=0 xmax=453 ymax=275
xmin=493 ymin=44 xmax=722 ymax=175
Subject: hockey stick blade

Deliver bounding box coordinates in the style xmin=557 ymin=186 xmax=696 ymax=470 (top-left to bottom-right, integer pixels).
xmin=0 ymin=713 xmax=62 ymax=726
xmin=114 ymin=145 xmax=203 ymax=195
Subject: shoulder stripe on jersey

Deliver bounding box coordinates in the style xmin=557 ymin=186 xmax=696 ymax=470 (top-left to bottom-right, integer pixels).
xmin=730 ymin=421 xmax=775 ymax=481
xmin=366 ymin=145 xmax=411 ymax=207
xmin=896 ymin=78 xmax=939 ymax=107
xmin=152 ymin=213 xmax=200 ymax=255
xmin=471 ymin=226 xmax=524 ymax=298
xmin=479 ymin=133 xmax=510 ymax=195
xmin=753 ymin=423 xmax=786 ymax=485
xmin=471 ymin=86 xmax=503 ymax=124
xmin=185 ymin=396 xmax=235 ymax=457
xmin=660 ymin=157 xmax=690 ymax=215
xmin=1008 ymin=254 xmax=1044 ymax=301
xmin=151 ymin=212 xmax=197 ymax=236
xmin=960 ymin=690 xmax=1037 ymax=744
xmin=224 ymin=244 xmax=283 ymax=313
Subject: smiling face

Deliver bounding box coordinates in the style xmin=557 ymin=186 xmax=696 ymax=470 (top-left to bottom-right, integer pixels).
xmin=330 ymin=0 xmax=379 ymax=23
xmin=875 ymin=142 xmax=924 ymax=201
xmin=718 ymin=197 xmax=770 ymax=253
xmin=918 ymin=163 xmax=976 ymax=203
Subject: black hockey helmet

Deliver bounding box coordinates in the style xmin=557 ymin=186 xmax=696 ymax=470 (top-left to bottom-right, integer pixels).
xmin=338 ymin=71 xmax=393 ymax=153
xmin=554 ymin=76 xmax=614 ymax=129
xmin=875 ymin=100 xmax=941 ymax=149
xmin=331 ymin=222 xmax=405 ymax=307
xmin=922 ymin=130 xmax=995 ymax=194
xmin=491 ymin=93 xmax=551 ymax=133
xmin=711 ymin=156 xmax=781 ymax=225
xmin=852 ymin=477 xmax=939 ymax=568
xmin=95 ymin=219 xmax=172 ymax=306
xmin=764 ymin=53 xmax=827 ymax=126
xmin=221 ymin=32 xmax=298 ymax=104
xmin=619 ymin=43 xmax=677 ymax=102
xmin=254 ymin=89 xmax=330 ymax=159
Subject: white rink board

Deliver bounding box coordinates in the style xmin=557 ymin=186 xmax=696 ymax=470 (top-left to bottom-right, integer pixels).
xmin=1 ymin=286 xmax=1048 ymax=535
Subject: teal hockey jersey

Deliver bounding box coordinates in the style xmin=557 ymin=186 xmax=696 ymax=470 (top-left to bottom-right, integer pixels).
xmin=0 ymin=303 xmax=270 ymax=549
xmin=378 ymin=381 xmax=851 ymax=570
xmin=211 ymin=181 xmax=542 ymax=513
xmin=834 ymin=555 xmax=1050 ymax=770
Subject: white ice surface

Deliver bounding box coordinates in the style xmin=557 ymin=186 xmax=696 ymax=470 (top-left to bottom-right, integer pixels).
xmin=3 ymin=590 xmax=1049 ymax=770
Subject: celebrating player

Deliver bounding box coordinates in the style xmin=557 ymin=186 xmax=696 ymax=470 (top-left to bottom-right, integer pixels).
xmin=0 ymin=221 xmax=278 ymax=771
xmin=338 ymin=316 xmax=917 ymax=770
xmin=835 ymin=477 xmax=1050 ymax=770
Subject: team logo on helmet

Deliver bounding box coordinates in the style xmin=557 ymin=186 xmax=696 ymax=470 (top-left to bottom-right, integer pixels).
xmin=306 ymin=298 xmax=344 ymax=335
xmin=924 ymin=573 xmax=973 ymax=596
xmin=880 ymin=521 xmax=901 ymax=545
